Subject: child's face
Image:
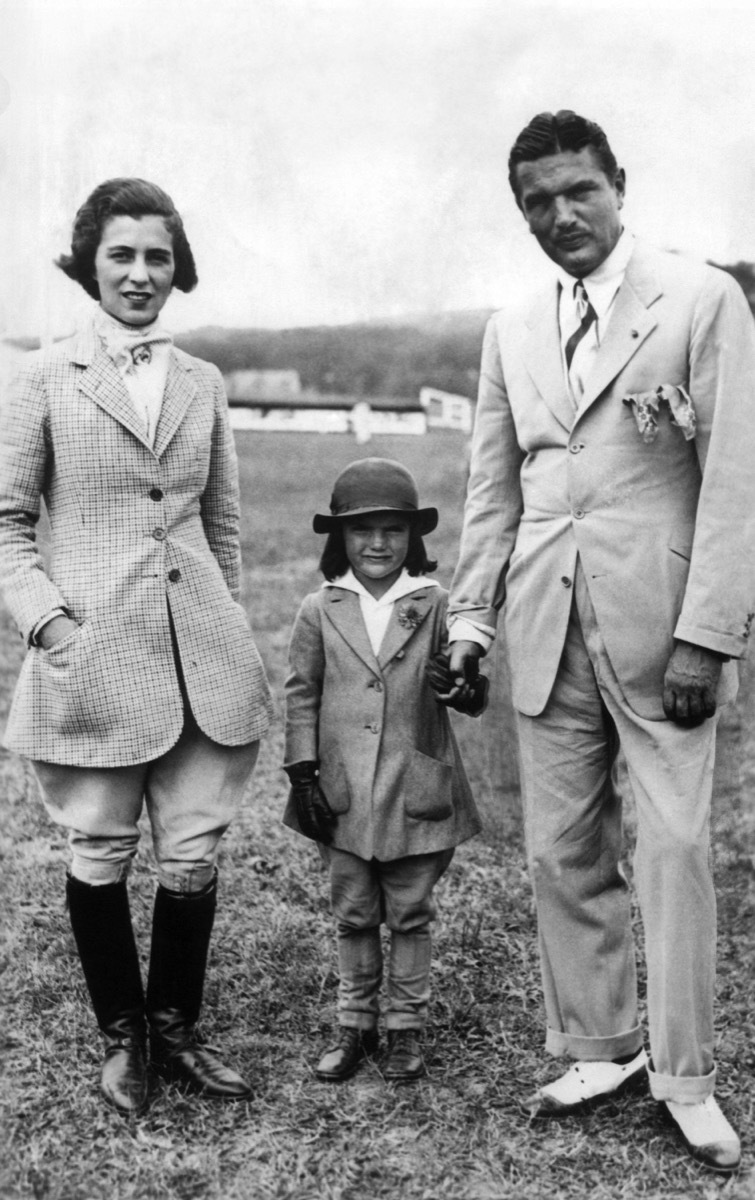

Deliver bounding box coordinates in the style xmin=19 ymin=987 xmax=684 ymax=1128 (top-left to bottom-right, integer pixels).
xmin=343 ymin=512 xmax=411 ymax=596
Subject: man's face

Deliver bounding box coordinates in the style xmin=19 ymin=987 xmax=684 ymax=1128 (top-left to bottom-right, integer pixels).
xmin=515 ymin=146 xmax=625 ymax=277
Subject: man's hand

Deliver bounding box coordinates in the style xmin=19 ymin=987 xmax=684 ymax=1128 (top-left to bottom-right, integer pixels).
xmin=426 ymin=651 xmax=490 ymax=716
xmin=38 ymin=615 xmax=80 ymax=650
xmin=433 ymin=640 xmax=484 ymax=707
xmin=662 ymin=640 xmax=724 ymax=727
xmin=284 ymin=761 xmax=337 ymax=844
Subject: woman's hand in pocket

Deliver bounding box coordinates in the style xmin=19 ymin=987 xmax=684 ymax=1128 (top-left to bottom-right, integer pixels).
xmin=38 ymin=615 xmax=80 ymax=650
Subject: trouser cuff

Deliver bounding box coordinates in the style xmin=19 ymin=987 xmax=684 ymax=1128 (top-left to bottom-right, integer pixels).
xmin=545 ymin=1024 xmax=643 ymax=1061
xmin=385 ymin=1014 xmax=426 ymax=1031
xmin=648 ymin=1064 xmax=716 ymax=1103
xmin=338 ymin=1016 xmax=377 ymax=1032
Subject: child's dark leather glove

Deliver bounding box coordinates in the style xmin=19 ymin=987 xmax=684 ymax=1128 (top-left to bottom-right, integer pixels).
xmin=426 ymin=652 xmax=490 ymax=717
xmin=284 ymin=761 xmax=338 ymax=844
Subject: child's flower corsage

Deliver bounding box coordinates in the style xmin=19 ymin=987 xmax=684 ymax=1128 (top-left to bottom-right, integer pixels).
xmin=622 ymin=384 xmax=697 ymax=444
xmin=397 ymin=602 xmax=423 ymax=630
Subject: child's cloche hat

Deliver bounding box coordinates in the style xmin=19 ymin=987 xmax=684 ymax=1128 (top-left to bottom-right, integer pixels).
xmin=313 ymin=458 xmax=438 ymax=535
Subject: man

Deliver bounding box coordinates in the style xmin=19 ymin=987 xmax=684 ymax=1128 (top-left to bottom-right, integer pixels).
xmin=445 ymin=110 xmax=755 ymax=1173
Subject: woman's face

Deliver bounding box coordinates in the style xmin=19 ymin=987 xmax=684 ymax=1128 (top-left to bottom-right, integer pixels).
xmin=93 ymin=214 xmax=175 ymax=326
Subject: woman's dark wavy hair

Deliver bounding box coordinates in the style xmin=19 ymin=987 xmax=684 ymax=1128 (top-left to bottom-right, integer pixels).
xmin=319 ymin=521 xmax=438 ymax=582
xmin=508 ymin=110 xmax=618 ymax=206
xmin=55 ymin=178 xmax=198 ymax=299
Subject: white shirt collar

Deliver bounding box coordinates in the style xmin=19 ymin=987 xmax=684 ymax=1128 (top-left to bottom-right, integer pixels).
xmin=323 ymin=567 xmax=439 ymax=606
xmin=556 ymin=229 xmax=634 ymax=321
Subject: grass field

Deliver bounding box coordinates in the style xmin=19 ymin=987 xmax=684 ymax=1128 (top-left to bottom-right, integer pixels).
xmin=1 ymin=431 xmax=754 ymax=1200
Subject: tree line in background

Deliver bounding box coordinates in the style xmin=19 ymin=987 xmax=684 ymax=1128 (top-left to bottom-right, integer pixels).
xmin=176 ymin=261 xmax=755 ymax=401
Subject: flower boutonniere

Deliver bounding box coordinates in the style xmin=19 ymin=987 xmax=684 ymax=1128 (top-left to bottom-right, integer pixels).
xmin=397 ymin=602 xmax=424 ymax=630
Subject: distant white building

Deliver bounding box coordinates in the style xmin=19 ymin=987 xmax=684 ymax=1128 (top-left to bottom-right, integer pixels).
xmin=227 ymin=390 xmax=427 ymax=436
xmin=419 ymin=386 xmax=473 ymax=434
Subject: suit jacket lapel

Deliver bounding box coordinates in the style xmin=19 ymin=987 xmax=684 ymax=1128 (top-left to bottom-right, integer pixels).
xmin=323 ymin=590 xmax=379 ymax=673
xmin=377 ymin=589 xmax=433 ymax=669
xmin=522 ymin=286 xmax=575 ymax=432
xmin=153 ymin=357 xmax=198 ymax=458
xmin=72 ymin=333 xmax=154 ymax=451
xmin=576 ymin=245 xmax=662 ymax=418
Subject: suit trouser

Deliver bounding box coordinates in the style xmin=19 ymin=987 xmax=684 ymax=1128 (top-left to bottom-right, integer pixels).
xmin=32 ymin=708 xmax=259 ymax=893
xmin=321 ymin=846 xmax=454 ymax=1032
xmin=516 ymin=561 xmax=718 ymax=1104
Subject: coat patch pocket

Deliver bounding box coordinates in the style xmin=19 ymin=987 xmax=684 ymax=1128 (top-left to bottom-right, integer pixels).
xmin=403 ymin=749 xmax=454 ymax=821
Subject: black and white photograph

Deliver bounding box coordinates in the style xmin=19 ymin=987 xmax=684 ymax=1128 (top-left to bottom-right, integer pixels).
xmin=1 ymin=2 xmax=754 ymax=1198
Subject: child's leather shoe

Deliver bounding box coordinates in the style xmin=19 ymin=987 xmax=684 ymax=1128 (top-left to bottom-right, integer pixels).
xmin=383 ymin=1029 xmax=425 ymax=1082
xmin=314 ymin=1027 xmax=379 ymax=1082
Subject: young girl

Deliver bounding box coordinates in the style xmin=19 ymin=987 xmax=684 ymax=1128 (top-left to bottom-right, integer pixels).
xmin=283 ymin=458 xmax=483 ymax=1083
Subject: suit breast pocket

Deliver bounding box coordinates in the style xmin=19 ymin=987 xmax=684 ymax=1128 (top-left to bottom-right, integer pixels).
xmin=403 ymin=749 xmax=454 ymax=821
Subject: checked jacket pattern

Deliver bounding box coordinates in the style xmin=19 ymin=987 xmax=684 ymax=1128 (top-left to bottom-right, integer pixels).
xmin=0 ymin=319 xmax=274 ymax=767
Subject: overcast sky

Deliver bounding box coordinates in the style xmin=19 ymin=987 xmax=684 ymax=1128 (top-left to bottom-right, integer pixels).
xmin=2 ymin=0 xmax=755 ymax=337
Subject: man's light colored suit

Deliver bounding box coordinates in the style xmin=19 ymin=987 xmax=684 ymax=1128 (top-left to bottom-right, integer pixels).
xmin=0 ymin=323 xmax=274 ymax=767
xmin=449 ymin=241 xmax=755 ymax=1100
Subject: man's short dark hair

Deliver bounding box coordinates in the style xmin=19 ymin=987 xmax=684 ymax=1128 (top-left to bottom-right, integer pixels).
xmin=56 ymin=177 xmax=198 ymax=300
xmin=508 ymin=110 xmax=618 ymax=203
xmin=318 ymin=524 xmax=437 ymax=582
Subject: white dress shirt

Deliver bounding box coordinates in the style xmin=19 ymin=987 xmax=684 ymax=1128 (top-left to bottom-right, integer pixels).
xmin=325 ymin=568 xmax=439 ymax=655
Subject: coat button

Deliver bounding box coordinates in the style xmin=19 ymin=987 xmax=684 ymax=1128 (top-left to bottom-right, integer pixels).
xmin=561 ymin=576 xmax=572 ymax=588
xmin=371 ymin=680 xmax=383 ymax=692
xmin=149 ymin=487 xmax=163 ymax=501
xmin=152 ymin=527 xmax=167 ymax=541
xmin=573 ymin=509 xmax=585 ymax=520
xmin=168 ymin=568 xmax=181 ymax=583
xmin=366 ymin=722 xmax=380 ymax=734
xmin=569 ymin=443 xmax=584 ymax=454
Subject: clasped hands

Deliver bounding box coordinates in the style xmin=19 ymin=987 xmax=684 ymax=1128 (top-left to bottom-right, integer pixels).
xmin=444 ymin=639 xmax=724 ymax=728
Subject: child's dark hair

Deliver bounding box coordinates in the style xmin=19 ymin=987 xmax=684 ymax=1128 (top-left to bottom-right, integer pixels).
xmin=319 ymin=524 xmax=437 ymax=581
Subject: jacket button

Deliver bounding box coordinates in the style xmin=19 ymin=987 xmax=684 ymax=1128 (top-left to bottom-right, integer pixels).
xmin=152 ymin=527 xmax=167 ymax=541
xmin=365 ymin=722 xmax=380 ymax=734
xmin=149 ymin=487 xmax=163 ymax=501
xmin=373 ymin=681 xmax=383 ymax=692
xmin=569 ymin=443 xmax=584 ymax=454
xmin=168 ymin=568 xmax=181 ymax=583
xmin=561 ymin=576 xmax=572 ymax=588
xmin=573 ymin=509 xmax=585 ymax=520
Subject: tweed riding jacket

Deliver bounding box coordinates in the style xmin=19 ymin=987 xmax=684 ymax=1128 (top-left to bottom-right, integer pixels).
xmin=283 ymin=582 xmax=481 ymax=861
xmin=0 ymin=320 xmax=274 ymax=767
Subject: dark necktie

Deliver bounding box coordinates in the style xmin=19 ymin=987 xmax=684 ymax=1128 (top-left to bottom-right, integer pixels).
xmin=564 ymin=280 xmax=597 ymax=369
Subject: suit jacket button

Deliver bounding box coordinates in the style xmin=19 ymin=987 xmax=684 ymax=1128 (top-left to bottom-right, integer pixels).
xmin=373 ymin=680 xmax=383 ymax=692
xmin=561 ymin=576 xmax=572 ymax=588
xmin=573 ymin=509 xmax=585 ymax=520
xmin=168 ymin=568 xmax=181 ymax=582
xmin=153 ymin=527 xmax=167 ymax=541
xmin=149 ymin=487 xmax=163 ymax=501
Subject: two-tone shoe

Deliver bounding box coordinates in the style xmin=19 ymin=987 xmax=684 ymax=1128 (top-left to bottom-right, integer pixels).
xmin=523 ymin=1048 xmax=648 ymax=1117
xmin=664 ymin=1096 xmax=741 ymax=1174
xmin=314 ymin=1027 xmax=379 ymax=1082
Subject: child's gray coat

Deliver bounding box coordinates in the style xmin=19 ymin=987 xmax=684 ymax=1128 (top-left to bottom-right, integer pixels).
xmin=284 ymin=582 xmax=481 ymax=861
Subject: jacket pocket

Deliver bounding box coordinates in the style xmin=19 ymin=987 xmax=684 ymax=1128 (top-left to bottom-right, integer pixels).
xmin=403 ymin=749 xmax=454 ymax=821
xmin=318 ymin=759 xmax=352 ymax=815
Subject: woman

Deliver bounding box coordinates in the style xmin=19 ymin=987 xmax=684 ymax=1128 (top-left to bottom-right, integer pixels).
xmin=0 ymin=179 xmax=274 ymax=1115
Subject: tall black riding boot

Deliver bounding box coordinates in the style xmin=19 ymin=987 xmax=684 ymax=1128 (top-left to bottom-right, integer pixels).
xmin=66 ymin=875 xmax=148 ymax=1115
xmin=146 ymin=875 xmax=252 ymax=1100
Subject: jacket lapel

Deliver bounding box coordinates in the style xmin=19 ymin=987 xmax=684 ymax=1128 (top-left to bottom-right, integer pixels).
xmin=377 ymin=589 xmax=433 ymax=669
xmin=522 ymin=285 xmax=575 ymax=433
xmin=72 ymin=332 xmax=154 ymax=451
xmin=323 ymin=590 xmax=380 ymax=673
xmin=153 ymin=357 xmax=198 ymax=458
xmin=576 ymin=244 xmax=662 ymax=419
